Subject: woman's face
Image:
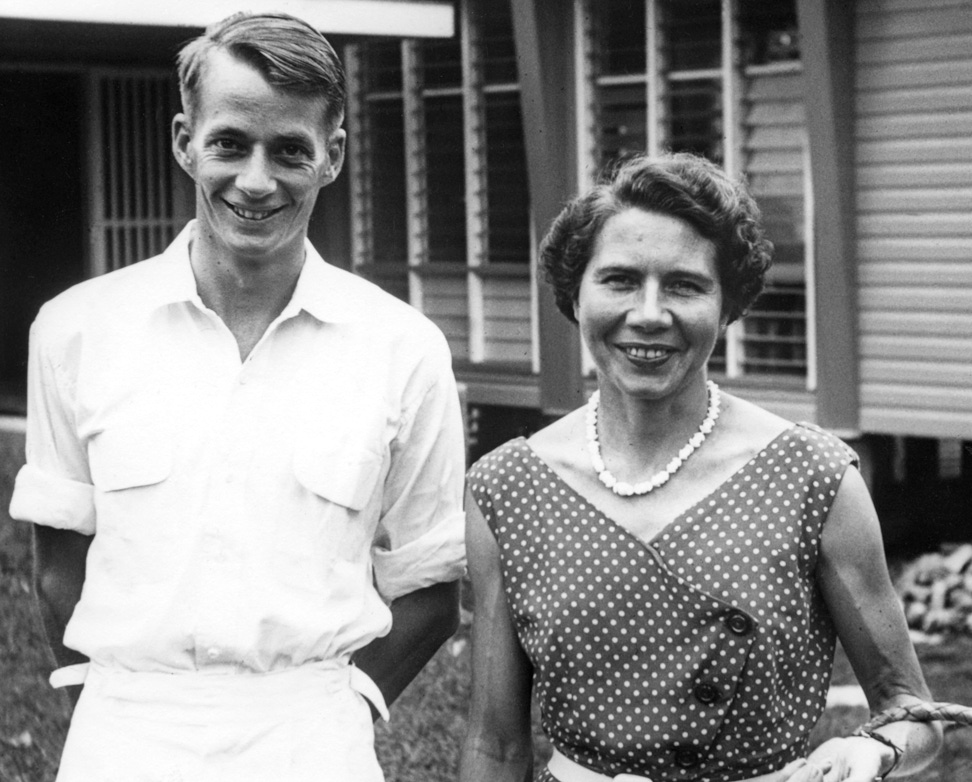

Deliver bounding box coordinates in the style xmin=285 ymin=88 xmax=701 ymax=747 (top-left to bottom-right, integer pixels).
xmin=575 ymin=208 xmax=726 ymax=403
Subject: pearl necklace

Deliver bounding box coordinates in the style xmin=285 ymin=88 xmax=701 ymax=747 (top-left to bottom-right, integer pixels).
xmin=586 ymin=381 xmax=721 ymax=497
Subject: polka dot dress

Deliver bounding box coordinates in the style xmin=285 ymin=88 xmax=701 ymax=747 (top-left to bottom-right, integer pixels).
xmin=467 ymin=423 xmax=858 ymax=782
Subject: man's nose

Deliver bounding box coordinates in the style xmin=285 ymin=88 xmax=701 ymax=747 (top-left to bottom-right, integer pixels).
xmin=236 ymin=150 xmax=277 ymax=197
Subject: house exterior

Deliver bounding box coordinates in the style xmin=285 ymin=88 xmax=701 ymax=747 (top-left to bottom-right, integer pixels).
xmin=1 ymin=0 xmax=970 ymax=525
xmin=341 ymin=0 xmax=972 ymax=496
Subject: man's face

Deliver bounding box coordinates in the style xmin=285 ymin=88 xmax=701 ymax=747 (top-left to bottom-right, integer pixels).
xmin=172 ymin=49 xmax=345 ymax=264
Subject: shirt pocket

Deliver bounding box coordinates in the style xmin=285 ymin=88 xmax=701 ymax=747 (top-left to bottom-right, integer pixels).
xmin=293 ymin=440 xmax=384 ymax=512
xmin=88 ymin=425 xmax=172 ymax=492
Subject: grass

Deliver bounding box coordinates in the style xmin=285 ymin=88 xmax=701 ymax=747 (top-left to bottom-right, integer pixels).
xmin=3 ymin=427 xmax=972 ymax=781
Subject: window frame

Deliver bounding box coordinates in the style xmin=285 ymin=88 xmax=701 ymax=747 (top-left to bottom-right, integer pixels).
xmin=580 ymin=0 xmax=815 ymax=388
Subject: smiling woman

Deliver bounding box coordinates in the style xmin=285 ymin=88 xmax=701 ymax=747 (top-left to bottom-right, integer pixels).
xmin=574 ymin=209 xmax=724 ymax=405
xmin=460 ymin=153 xmax=943 ymax=782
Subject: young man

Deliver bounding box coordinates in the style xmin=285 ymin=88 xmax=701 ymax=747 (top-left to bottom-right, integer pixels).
xmin=10 ymin=13 xmax=466 ymax=781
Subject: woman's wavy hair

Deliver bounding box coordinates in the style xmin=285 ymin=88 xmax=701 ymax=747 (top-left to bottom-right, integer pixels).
xmin=177 ymin=12 xmax=346 ymax=133
xmin=539 ymin=152 xmax=773 ymax=325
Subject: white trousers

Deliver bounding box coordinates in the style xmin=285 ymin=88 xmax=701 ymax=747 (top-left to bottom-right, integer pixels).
xmin=55 ymin=662 xmax=386 ymax=782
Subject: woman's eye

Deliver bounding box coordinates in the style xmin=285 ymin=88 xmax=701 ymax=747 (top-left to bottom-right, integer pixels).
xmin=671 ymin=280 xmax=702 ymax=294
xmin=604 ymin=274 xmax=634 ymax=287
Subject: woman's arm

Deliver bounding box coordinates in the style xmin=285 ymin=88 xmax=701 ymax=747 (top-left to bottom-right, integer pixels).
xmin=805 ymin=465 xmax=942 ymax=781
xmin=459 ymin=488 xmax=536 ymax=782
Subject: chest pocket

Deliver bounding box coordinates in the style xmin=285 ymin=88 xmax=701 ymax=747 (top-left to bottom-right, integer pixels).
xmin=89 ymin=426 xmax=172 ymax=491
xmin=293 ymin=441 xmax=384 ymax=512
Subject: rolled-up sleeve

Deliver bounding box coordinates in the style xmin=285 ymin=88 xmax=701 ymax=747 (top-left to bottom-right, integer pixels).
xmin=8 ymin=311 xmax=95 ymax=535
xmin=372 ymin=336 xmax=466 ymax=602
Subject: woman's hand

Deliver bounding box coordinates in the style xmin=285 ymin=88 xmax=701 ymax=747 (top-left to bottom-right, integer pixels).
xmin=803 ymin=735 xmax=890 ymax=780
xmin=745 ymin=758 xmax=831 ymax=781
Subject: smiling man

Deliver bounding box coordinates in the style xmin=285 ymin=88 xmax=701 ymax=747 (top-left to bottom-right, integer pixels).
xmin=10 ymin=13 xmax=466 ymax=782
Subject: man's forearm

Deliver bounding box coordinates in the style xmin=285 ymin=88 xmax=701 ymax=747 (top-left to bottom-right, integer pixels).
xmin=33 ymin=526 xmax=92 ymax=707
xmin=352 ymin=579 xmax=461 ymax=717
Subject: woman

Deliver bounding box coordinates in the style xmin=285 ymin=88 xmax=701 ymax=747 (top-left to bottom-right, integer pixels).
xmin=460 ymin=153 xmax=941 ymax=782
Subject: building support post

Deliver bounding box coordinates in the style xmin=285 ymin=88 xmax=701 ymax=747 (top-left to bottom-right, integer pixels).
xmin=796 ymin=0 xmax=860 ymax=435
xmin=511 ymin=0 xmax=585 ymax=418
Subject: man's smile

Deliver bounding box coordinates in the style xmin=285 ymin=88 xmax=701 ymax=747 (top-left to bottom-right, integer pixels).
xmin=225 ymin=201 xmax=286 ymax=221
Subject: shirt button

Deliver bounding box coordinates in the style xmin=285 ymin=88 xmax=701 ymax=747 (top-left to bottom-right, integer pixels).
xmin=673 ymin=747 xmax=701 ymax=768
xmin=724 ymin=610 xmax=753 ymax=636
xmin=207 ymin=647 xmax=219 ymax=660
xmin=693 ymin=681 xmax=721 ymax=705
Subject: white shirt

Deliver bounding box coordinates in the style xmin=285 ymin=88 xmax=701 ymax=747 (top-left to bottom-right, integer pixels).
xmin=10 ymin=222 xmax=466 ymax=675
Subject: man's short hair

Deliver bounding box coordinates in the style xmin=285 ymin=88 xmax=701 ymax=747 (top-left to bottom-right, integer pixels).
xmin=177 ymin=12 xmax=346 ymax=132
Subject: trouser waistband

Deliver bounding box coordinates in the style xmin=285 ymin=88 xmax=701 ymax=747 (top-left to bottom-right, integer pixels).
xmin=50 ymin=659 xmax=389 ymax=721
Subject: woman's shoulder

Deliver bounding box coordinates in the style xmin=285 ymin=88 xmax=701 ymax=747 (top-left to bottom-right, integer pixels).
xmin=466 ymin=437 xmax=534 ymax=490
xmin=717 ymin=391 xmax=858 ymax=467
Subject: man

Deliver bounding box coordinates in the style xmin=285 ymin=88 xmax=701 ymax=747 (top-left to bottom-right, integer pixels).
xmin=10 ymin=13 xmax=466 ymax=781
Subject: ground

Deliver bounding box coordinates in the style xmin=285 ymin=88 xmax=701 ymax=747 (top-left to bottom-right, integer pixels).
xmin=2 ymin=429 xmax=972 ymax=781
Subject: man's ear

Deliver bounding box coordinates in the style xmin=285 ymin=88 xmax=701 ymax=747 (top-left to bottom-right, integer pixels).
xmin=172 ymin=113 xmax=196 ymax=179
xmin=719 ymin=313 xmax=731 ymax=337
xmin=320 ymin=128 xmax=346 ymax=186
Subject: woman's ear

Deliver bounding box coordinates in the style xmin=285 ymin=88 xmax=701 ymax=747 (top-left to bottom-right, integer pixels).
xmin=172 ymin=113 xmax=195 ymax=179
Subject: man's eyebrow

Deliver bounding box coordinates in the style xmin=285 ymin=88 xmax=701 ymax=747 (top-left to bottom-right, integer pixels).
xmin=276 ymin=132 xmax=316 ymax=146
xmin=202 ymin=124 xmax=245 ymax=140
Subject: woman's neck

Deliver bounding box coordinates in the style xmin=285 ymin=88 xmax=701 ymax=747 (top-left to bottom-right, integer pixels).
xmin=594 ymin=376 xmax=712 ymax=475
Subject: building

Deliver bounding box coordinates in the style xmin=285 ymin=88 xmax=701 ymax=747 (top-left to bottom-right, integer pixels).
xmin=2 ymin=0 xmax=970 ymax=538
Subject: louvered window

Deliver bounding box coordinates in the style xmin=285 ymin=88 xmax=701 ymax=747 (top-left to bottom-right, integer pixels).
xmin=586 ymin=0 xmax=811 ymax=382
xmin=347 ymin=0 xmax=534 ymax=368
xmin=347 ymin=42 xmax=408 ymax=299
xmin=423 ymin=35 xmax=466 ymax=264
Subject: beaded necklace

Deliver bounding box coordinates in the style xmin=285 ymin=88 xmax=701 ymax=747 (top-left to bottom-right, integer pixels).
xmin=586 ymin=380 xmax=721 ymax=497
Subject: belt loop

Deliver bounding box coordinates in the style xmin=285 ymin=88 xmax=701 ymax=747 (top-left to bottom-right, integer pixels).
xmin=50 ymin=662 xmax=91 ymax=689
xmin=349 ymin=665 xmax=390 ymax=721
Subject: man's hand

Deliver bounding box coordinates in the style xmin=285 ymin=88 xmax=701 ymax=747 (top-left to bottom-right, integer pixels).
xmin=350 ymin=579 xmax=460 ymax=719
xmin=33 ymin=526 xmax=92 ymax=709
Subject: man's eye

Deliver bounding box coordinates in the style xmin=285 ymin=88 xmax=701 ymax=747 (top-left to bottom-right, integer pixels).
xmin=280 ymin=144 xmax=309 ymax=159
xmin=213 ymin=139 xmax=241 ymax=153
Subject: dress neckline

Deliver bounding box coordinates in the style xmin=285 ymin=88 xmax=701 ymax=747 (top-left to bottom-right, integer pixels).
xmin=510 ymin=424 xmax=798 ymax=547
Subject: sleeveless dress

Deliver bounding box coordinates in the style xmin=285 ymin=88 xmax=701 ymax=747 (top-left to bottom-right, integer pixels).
xmin=467 ymin=423 xmax=859 ymax=782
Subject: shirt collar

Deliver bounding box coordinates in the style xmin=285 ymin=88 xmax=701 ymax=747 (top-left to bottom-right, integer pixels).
xmin=147 ymin=221 xmax=366 ymax=324
xmin=288 ymin=240 xmax=368 ymax=324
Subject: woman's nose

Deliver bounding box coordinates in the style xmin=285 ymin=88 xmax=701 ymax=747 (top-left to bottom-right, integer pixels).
xmin=627 ymin=282 xmax=671 ymax=327
xmin=236 ymin=150 xmax=277 ymax=197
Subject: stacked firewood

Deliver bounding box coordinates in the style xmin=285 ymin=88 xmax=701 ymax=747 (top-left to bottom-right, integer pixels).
xmin=897 ymin=544 xmax=972 ymax=635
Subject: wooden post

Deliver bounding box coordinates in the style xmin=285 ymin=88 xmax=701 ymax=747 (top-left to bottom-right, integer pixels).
xmin=796 ymin=0 xmax=860 ymax=435
xmin=511 ymin=0 xmax=585 ymax=417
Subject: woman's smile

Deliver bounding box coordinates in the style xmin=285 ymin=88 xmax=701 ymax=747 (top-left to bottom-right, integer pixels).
xmin=617 ymin=343 xmax=676 ymax=364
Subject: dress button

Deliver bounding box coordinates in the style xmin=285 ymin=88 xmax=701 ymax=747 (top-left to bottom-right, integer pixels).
xmin=673 ymin=747 xmax=701 ymax=768
xmin=693 ymin=681 xmax=721 ymax=705
xmin=724 ymin=610 xmax=753 ymax=636
xmin=207 ymin=647 xmax=219 ymax=659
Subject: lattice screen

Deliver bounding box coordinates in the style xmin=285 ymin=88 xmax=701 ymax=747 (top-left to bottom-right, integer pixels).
xmin=88 ymin=70 xmax=192 ymax=275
